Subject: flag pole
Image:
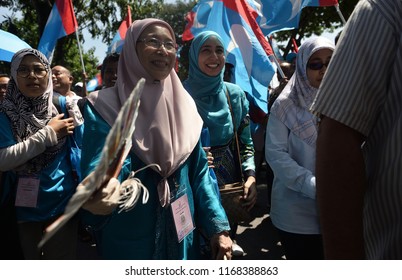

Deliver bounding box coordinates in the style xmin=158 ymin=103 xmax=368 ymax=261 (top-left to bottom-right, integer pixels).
xmin=75 ymin=26 xmax=88 ymax=95
xmin=335 ymin=4 xmax=347 ymax=25
xmin=266 ymin=38 xmax=286 ymax=80
xmin=270 ymin=54 xmax=286 ymax=80
xmin=75 ymin=27 xmax=86 ymax=73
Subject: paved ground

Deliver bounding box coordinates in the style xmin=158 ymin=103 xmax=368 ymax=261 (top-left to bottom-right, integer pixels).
xmin=235 ymin=192 xmax=285 ymax=260
xmin=234 ymin=164 xmax=285 ymax=260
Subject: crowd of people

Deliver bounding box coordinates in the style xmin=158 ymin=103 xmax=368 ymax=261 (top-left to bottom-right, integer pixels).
xmin=0 ymin=0 xmax=401 ymax=260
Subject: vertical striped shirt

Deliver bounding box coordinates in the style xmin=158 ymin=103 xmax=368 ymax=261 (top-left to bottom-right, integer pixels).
xmin=311 ymin=0 xmax=402 ymax=259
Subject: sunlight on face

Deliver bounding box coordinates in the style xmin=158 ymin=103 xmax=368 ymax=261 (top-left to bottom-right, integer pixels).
xmin=198 ymin=36 xmax=225 ymax=77
xmin=136 ymin=24 xmax=176 ymax=81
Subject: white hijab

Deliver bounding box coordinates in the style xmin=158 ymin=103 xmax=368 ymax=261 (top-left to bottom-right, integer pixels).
xmin=270 ymin=37 xmax=335 ymax=147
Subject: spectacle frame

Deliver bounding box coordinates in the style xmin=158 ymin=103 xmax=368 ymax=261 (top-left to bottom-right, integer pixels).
xmin=137 ymin=37 xmax=177 ymax=52
xmin=17 ymin=66 xmax=48 ymax=78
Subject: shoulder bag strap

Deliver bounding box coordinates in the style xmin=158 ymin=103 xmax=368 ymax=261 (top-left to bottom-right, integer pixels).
xmin=224 ymin=85 xmax=245 ymax=184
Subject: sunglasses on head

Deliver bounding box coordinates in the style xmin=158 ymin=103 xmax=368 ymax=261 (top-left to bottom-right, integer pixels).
xmin=307 ymin=61 xmax=330 ymax=71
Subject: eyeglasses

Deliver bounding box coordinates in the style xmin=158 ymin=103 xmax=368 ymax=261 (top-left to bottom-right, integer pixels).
xmin=17 ymin=66 xmax=48 ymax=78
xmin=137 ymin=37 xmax=177 ymax=52
xmin=307 ymin=61 xmax=330 ymax=71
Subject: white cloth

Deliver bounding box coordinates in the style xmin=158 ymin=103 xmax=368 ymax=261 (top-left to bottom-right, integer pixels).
xmin=265 ymin=37 xmax=334 ymax=235
xmin=0 ymin=126 xmax=57 ymax=171
xmin=265 ymin=114 xmax=318 ymax=234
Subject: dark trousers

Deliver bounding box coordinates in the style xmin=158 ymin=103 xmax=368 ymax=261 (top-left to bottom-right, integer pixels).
xmin=276 ymin=228 xmax=324 ymax=260
xmin=0 ymin=201 xmax=24 ymax=260
xmin=18 ymin=215 xmax=78 ymax=260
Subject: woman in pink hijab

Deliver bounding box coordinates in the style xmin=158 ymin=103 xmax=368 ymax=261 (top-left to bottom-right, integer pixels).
xmin=80 ymin=18 xmax=232 ymax=260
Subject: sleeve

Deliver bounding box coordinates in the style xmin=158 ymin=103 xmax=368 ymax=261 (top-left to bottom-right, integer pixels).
xmin=79 ymin=103 xmax=117 ymax=228
xmin=265 ymin=114 xmax=316 ymax=199
xmin=311 ymin=0 xmax=396 ymax=136
xmin=188 ymin=140 xmax=230 ymax=238
xmin=79 ymin=103 xmax=133 ymax=228
xmin=80 ymin=103 xmax=110 ymax=178
xmin=0 ymin=124 xmax=58 ymax=171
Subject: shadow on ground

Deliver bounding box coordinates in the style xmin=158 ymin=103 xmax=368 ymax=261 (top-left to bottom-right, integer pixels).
xmin=234 ymin=165 xmax=285 ymax=260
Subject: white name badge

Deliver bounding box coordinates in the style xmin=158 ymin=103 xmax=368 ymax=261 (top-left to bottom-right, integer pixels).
xmin=171 ymin=193 xmax=195 ymax=242
xmin=15 ymin=176 xmax=40 ymax=208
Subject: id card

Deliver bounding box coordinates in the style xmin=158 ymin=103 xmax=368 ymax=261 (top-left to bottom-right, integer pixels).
xmin=171 ymin=193 xmax=195 ymax=242
xmin=15 ymin=176 xmax=40 ymax=208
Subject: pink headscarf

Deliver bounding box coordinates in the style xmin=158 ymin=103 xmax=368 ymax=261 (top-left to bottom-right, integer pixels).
xmin=88 ymin=19 xmax=203 ymax=207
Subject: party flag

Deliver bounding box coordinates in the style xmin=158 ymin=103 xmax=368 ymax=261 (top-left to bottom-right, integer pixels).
xmin=107 ymin=6 xmax=132 ymax=54
xmin=38 ymin=0 xmax=78 ymax=59
xmin=250 ymin=0 xmax=338 ymax=35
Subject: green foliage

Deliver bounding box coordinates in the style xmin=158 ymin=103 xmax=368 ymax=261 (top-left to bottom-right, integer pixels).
xmin=157 ymin=1 xmax=197 ymax=80
xmin=273 ymin=0 xmax=359 ymax=58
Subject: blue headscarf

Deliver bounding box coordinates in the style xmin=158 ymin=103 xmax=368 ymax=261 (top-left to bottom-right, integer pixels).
xmin=183 ymin=31 xmax=236 ymax=145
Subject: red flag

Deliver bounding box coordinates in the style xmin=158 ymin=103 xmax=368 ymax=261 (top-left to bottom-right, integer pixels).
xmin=117 ymin=5 xmax=132 ymax=40
xmin=56 ymin=0 xmax=78 ymax=35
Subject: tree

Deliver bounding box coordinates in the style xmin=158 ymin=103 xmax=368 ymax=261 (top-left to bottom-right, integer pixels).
xmin=0 ymin=0 xmax=359 ymax=81
xmin=273 ymin=0 xmax=359 ymax=58
xmin=0 ymin=0 xmax=99 ymax=83
xmin=0 ymin=0 xmax=172 ymax=80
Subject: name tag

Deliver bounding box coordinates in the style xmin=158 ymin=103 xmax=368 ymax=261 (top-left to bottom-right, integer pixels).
xmin=15 ymin=176 xmax=40 ymax=208
xmin=171 ymin=193 xmax=195 ymax=242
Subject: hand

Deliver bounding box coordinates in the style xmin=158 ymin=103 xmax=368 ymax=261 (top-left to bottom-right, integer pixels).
xmin=48 ymin=114 xmax=75 ymax=138
xmin=203 ymin=147 xmax=215 ymax=168
xmin=210 ymin=231 xmax=232 ymax=260
xmin=81 ymin=177 xmax=121 ymax=215
xmin=241 ymin=176 xmax=257 ymax=211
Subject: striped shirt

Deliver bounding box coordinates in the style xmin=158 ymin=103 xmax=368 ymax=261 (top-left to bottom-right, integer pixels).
xmin=311 ymin=0 xmax=402 ymax=259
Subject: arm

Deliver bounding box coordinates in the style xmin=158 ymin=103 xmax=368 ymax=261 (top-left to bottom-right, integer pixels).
xmin=0 ymin=113 xmax=73 ymax=171
xmin=0 ymin=126 xmax=57 ymax=171
xmin=237 ymin=100 xmax=257 ymax=208
xmin=316 ymin=116 xmax=366 ymax=259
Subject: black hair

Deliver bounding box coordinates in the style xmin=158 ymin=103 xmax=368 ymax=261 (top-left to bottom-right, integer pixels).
xmin=101 ymin=53 xmax=120 ymax=79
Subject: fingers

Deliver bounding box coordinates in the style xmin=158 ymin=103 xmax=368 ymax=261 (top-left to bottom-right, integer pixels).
xmin=82 ymin=178 xmax=121 ymax=215
xmin=241 ymin=184 xmax=258 ymax=211
xmin=210 ymin=232 xmax=232 ymax=260
xmin=215 ymin=249 xmax=232 ymax=260
xmin=55 ymin=113 xmax=65 ymax=120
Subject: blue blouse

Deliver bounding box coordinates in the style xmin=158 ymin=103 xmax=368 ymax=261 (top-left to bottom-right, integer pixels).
xmin=81 ymin=104 xmax=230 ymax=260
xmin=0 ymin=112 xmax=79 ymax=222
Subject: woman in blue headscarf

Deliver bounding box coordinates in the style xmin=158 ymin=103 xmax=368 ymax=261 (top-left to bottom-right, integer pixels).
xmin=183 ymin=31 xmax=257 ymax=256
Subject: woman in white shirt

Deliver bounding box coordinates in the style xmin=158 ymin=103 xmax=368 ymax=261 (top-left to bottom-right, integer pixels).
xmin=265 ymin=37 xmax=334 ymax=260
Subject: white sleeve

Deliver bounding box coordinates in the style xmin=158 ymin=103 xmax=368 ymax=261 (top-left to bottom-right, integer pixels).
xmin=0 ymin=126 xmax=58 ymax=171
